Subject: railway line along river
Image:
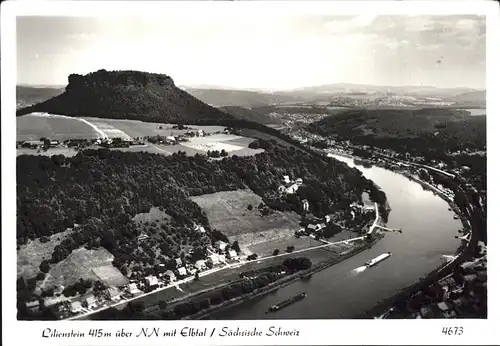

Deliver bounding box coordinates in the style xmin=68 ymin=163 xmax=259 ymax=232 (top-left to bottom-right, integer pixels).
xmin=208 ymin=154 xmax=462 ymax=319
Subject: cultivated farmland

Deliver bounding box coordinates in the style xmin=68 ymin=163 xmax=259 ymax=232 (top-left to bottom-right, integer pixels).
xmin=17 ymin=114 xmax=263 ymax=158
xmin=82 ymin=117 xmax=225 ymax=139
xmin=16 ymin=114 xmax=101 ymax=141
xmin=190 ymin=189 xmax=302 ymax=255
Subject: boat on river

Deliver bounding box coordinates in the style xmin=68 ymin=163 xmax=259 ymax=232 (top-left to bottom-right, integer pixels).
xmin=268 ymin=292 xmax=307 ymax=312
xmin=364 ymin=252 xmax=392 ymax=267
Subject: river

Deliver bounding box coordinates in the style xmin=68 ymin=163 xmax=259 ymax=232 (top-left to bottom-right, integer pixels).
xmin=208 ymin=154 xmax=462 ymax=319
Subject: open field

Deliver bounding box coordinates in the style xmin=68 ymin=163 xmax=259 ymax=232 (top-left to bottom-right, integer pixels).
xmin=17 ymin=114 xmax=263 ymax=157
xmin=92 ymin=265 xmax=129 ymax=287
xmin=190 ymin=189 xmax=301 ymax=244
xmin=17 ymin=229 xmax=73 ymax=279
xmin=83 ymin=117 xmax=225 ymax=138
xmin=39 ymin=247 xmax=128 ymax=291
xmin=17 ymin=114 xmax=101 ymax=141
xmin=132 ymin=206 xmax=172 ymax=224
xmin=248 ymin=235 xmax=323 ymax=257
xmin=180 ymin=134 xmax=263 ymax=156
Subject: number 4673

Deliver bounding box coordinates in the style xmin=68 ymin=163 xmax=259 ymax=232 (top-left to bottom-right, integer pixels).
xmin=442 ymin=327 xmax=463 ymax=336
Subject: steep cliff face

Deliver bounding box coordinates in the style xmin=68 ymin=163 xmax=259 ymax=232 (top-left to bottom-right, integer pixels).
xmin=17 ymin=70 xmax=235 ymax=123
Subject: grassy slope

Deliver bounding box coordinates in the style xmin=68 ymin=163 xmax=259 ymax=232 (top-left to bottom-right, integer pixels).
xmin=190 ymin=189 xmax=300 ymax=240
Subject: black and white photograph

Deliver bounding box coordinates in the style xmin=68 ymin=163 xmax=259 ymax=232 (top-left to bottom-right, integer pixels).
xmin=2 ymin=0 xmax=498 ymax=344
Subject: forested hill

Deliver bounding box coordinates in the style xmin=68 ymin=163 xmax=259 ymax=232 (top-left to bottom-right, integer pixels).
xmin=16 ymin=70 xmax=235 ymax=124
xmin=17 ymin=143 xmax=386 ymax=268
xmin=308 ymin=108 xmax=486 ymax=151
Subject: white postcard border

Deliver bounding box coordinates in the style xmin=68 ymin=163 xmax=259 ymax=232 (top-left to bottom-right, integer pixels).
xmin=2 ymin=1 xmax=499 ymax=345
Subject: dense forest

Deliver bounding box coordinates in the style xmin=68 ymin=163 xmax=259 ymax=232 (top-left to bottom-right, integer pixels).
xmin=17 ymin=140 xmax=382 ymax=276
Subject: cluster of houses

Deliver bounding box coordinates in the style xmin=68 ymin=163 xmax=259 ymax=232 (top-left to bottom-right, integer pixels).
xmin=278 ymin=175 xmax=304 ymax=195
xmin=26 ymin=224 xmax=247 ymax=318
xmin=390 ymin=244 xmax=487 ymax=319
xmin=213 ymin=240 xmax=239 ymax=260
xmin=296 ymin=213 xmax=336 ymax=236
xmin=18 ymin=139 xmax=60 ymax=149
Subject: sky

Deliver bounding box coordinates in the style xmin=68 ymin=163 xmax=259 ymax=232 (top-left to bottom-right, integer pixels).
xmin=17 ymin=14 xmax=486 ymax=90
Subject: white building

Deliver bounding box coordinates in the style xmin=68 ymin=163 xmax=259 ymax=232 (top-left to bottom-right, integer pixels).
xmin=146 ymin=275 xmax=159 ymax=287
xmin=175 ymin=258 xmax=183 ymax=267
xmin=195 ymin=260 xmax=207 ymax=271
xmin=296 ymin=178 xmax=303 ymax=185
xmin=85 ymin=295 xmax=97 ymax=309
xmin=215 ymin=240 xmax=228 ymax=252
xmin=137 ymin=233 xmax=149 ymax=242
xmin=44 ymin=295 xmax=66 ymax=307
xmin=227 ymin=250 xmax=238 ymax=259
xmin=194 ymin=224 xmax=206 ymax=233
xmin=178 ymin=267 xmax=187 ymax=276
xmin=164 ymin=270 xmax=176 ymax=283
xmin=283 ymin=175 xmax=290 ymax=184
xmin=128 ymin=283 xmax=142 ymax=295
xmin=302 ymin=199 xmax=309 ymax=212
xmin=286 ymin=183 xmax=299 ymax=194
xmin=207 ymin=254 xmax=220 ymax=266
xmin=107 ymin=287 xmax=121 ymax=301
xmin=70 ymin=301 xmax=82 ymax=313
xmin=325 ymin=214 xmax=336 ymax=223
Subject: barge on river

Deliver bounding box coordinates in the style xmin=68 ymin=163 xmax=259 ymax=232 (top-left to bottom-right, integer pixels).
xmin=364 ymin=252 xmax=392 ymax=267
xmin=268 ymin=292 xmax=307 ymax=312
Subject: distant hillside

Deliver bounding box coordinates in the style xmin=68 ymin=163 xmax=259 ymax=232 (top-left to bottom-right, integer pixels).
xmin=447 ymin=90 xmax=486 ymax=108
xmin=185 ymin=88 xmax=299 ymax=108
xmin=290 ymin=83 xmax=477 ymax=99
xmin=308 ymin=108 xmax=486 ymax=153
xmin=218 ymin=106 xmax=281 ymax=124
xmin=17 ymin=70 xmax=235 ymax=124
xmin=452 ymin=90 xmax=486 ymax=102
xmin=16 ymin=86 xmax=64 ymax=107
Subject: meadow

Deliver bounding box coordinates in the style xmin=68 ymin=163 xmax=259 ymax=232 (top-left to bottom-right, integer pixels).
xmin=38 ymin=247 xmax=128 ymax=291
xmin=17 ymin=228 xmax=74 ymax=279
xmin=82 ymin=117 xmax=225 ymax=138
xmin=16 ymin=114 xmax=101 ymax=141
xmin=17 ymin=114 xmax=263 ymax=158
xmin=190 ymin=189 xmax=302 ymax=255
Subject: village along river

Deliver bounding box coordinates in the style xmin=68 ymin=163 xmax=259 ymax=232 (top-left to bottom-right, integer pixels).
xmin=209 ymin=154 xmax=462 ymax=319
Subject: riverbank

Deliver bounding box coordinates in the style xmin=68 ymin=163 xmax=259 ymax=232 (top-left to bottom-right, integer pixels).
xmin=355 ymin=185 xmax=477 ymax=319
xmin=356 ymin=228 xmax=477 ymax=319
xmin=325 ymin=149 xmax=477 ymax=319
xmin=188 ymin=235 xmax=383 ymax=320
xmin=406 ymin=175 xmax=469 ymax=231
